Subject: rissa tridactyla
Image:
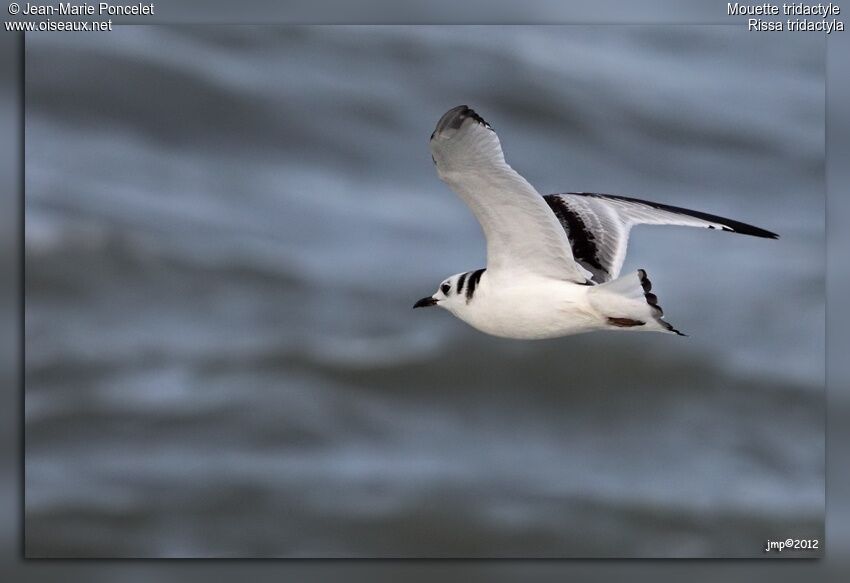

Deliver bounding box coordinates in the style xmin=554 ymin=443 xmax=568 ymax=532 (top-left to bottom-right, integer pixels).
xmin=413 ymin=105 xmax=777 ymax=339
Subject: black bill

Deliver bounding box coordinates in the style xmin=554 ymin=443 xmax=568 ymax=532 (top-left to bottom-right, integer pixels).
xmin=412 ymin=296 xmax=437 ymax=309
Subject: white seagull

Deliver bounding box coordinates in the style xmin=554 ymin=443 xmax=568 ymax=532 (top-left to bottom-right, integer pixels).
xmin=413 ymin=105 xmax=778 ymax=339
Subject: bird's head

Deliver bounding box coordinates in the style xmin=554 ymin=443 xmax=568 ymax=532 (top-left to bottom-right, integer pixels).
xmin=412 ymin=273 xmax=467 ymax=312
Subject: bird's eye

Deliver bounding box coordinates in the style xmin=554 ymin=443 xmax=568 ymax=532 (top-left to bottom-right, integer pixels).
xmin=440 ymin=283 xmax=451 ymax=295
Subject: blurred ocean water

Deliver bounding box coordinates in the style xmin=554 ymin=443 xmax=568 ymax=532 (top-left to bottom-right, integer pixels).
xmin=24 ymin=26 xmax=824 ymax=557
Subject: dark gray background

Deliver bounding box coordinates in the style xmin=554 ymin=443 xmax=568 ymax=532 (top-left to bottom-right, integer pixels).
xmin=22 ymin=25 xmax=823 ymax=558
xmin=2 ymin=0 xmax=848 ymax=580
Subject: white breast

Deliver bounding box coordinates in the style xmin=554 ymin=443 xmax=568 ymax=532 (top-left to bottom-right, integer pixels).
xmin=445 ymin=275 xmax=601 ymax=339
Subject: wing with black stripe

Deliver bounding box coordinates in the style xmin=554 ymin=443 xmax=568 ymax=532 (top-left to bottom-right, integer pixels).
xmin=430 ymin=106 xmax=589 ymax=283
xmin=543 ymin=192 xmax=778 ymax=283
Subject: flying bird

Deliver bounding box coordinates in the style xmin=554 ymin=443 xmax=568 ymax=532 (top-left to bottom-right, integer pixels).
xmin=413 ymin=105 xmax=777 ymax=339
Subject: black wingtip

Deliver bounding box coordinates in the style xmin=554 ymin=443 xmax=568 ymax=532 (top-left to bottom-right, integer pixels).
xmin=431 ymin=105 xmax=492 ymax=140
xmin=720 ymin=224 xmax=780 ymax=240
xmin=567 ymin=192 xmax=779 ymax=241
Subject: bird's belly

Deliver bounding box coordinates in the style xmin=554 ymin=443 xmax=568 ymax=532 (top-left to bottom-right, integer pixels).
xmin=456 ymin=284 xmax=601 ymax=340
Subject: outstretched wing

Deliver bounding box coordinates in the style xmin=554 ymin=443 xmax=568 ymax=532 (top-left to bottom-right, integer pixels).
xmin=544 ymin=192 xmax=779 ymax=283
xmin=430 ymin=106 xmax=588 ymax=283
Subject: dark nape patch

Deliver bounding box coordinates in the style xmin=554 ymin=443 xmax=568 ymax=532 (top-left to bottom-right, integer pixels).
xmin=465 ymin=268 xmax=486 ymax=303
xmin=456 ymin=271 xmax=468 ymax=295
xmin=543 ymin=195 xmax=605 ymax=274
xmin=607 ymin=317 xmax=646 ymax=328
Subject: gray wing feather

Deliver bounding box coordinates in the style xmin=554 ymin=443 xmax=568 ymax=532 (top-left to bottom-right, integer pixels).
xmin=430 ymin=107 xmax=589 ymax=283
xmin=544 ymin=192 xmax=778 ymax=283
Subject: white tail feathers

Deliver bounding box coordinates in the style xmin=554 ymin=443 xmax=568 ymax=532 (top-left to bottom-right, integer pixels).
xmin=587 ymin=269 xmax=686 ymax=336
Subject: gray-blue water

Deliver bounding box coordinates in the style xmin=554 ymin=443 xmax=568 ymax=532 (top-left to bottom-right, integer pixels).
xmin=24 ymin=26 xmax=824 ymax=557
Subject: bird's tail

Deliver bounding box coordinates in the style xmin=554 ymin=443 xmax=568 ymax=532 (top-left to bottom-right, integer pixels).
xmin=587 ymin=269 xmax=686 ymax=336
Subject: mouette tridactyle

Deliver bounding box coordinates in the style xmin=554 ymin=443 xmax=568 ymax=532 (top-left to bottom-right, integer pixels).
xmin=413 ymin=105 xmax=777 ymax=339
